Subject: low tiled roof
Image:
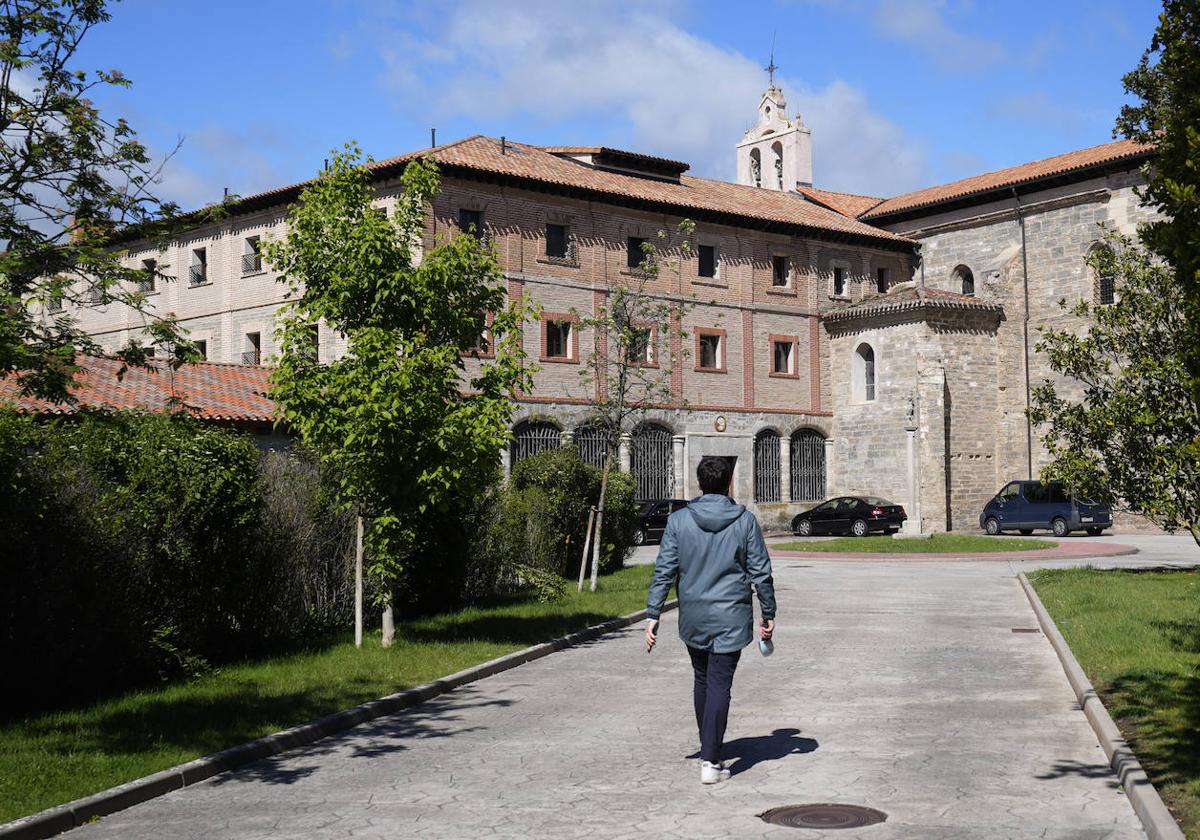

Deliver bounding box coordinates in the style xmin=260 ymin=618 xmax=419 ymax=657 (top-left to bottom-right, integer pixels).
xmin=795 ymin=186 xmax=884 ymax=219
xmin=862 ymin=138 xmax=1153 ymax=221
xmin=823 ymin=285 xmax=1003 ymax=322
xmin=0 ymin=356 xmax=276 ymax=423
xmin=208 ymin=135 xmax=914 ymax=248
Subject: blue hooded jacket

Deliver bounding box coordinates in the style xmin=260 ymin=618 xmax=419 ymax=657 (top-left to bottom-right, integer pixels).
xmin=646 ymin=494 xmax=776 ymax=653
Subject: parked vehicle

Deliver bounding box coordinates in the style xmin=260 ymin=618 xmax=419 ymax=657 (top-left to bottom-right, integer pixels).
xmin=791 ymin=496 xmax=907 ymax=537
xmin=979 ymin=480 xmax=1112 ymax=537
xmin=634 ymin=499 xmax=690 ymax=545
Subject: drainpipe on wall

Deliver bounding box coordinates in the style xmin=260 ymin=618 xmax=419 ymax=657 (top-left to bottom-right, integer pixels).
xmin=1012 ymin=187 xmax=1033 ymax=481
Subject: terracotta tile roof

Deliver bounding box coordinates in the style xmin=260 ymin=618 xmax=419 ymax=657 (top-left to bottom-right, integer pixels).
xmin=862 ymin=138 xmax=1153 ymax=221
xmin=795 ymin=186 xmax=885 ymax=219
xmin=215 ymin=135 xmax=914 ymax=248
xmin=0 ymin=356 xmax=276 ymax=423
xmin=823 ymin=284 xmax=1003 ymax=322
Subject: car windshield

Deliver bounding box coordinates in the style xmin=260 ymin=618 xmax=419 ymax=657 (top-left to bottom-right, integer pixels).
xmin=863 ymin=496 xmax=894 ymax=506
xmin=638 ymin=502 xmax=657 ymax=515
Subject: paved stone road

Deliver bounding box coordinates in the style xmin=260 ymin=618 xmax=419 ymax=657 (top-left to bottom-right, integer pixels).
xmin=63 ymin=555 xmax=1158 ymax=839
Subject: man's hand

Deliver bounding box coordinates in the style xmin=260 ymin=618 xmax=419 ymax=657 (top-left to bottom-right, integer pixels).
xmin=760 ymin=619 xmax=775 ymax=642
xmin=645 ymin=619 xmax=658 ymax=652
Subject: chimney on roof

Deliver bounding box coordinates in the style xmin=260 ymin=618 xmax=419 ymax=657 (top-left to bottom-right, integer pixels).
xmin=223 ymin=186 xmax=229 ymax=201
xmin=501 ymin=136 xmax=507 ymax=155
xmin=431 ymin=128 xmax=436 ymax=148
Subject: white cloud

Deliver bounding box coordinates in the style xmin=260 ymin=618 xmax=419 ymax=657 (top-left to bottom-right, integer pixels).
xmin=871 ymin=0 xmax=1004 ymax=72
xmin=987 ymin=91 xmax=1088 ymax=135
xmin=372 ymin=0 xmax=928 ymax=194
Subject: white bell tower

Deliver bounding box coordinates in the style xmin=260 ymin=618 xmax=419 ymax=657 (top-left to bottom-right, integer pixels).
xmin=736 ymin=57 xmax=812 ymax=189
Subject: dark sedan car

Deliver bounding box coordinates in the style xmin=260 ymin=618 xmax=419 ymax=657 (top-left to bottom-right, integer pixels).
xmin=634 ymin=499 xmax=690 ymax=545
xmin=791 ymin=496 xmax=907 ymax=537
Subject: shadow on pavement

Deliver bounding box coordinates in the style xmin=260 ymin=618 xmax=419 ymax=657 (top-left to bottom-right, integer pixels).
xmin=687 ymin=727 xmax=818 ymax=776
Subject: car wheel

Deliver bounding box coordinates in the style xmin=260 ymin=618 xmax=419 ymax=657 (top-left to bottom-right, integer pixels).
xmin=851 ymin=519 xmax=868 ymax=537
xmin=1086 ymin=527 xmax=1103 ymax=536
xmin=796 ymin=520 xmax=813 ymax=537
xmin=1051 ymin=517 xmax=1070 ymax=538
xmin=1018 ymin=529 xmax=1034 ymax=536
xmin=984 ymin=517 xmax=1001 ymax=536
xmin=633 ymin=528 xmax=646 ymax=546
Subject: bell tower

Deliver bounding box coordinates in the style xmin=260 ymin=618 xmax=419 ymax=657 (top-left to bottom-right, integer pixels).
xmin=736 ymin=56 xmax=812 ymax=189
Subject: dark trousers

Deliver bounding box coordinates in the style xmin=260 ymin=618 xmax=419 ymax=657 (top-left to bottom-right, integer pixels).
xmin=686 ymin=645 xmax=741 ymax=764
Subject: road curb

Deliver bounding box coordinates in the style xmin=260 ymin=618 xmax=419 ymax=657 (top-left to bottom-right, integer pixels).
xmin=0 ymin=600 xmax=676 ymax=840
xmin=1017 ymin=573 xmax=1184 ymax=840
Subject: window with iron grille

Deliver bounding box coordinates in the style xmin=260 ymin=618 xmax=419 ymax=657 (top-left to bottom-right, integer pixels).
xmin=1096 ymin=273 xmax=1115 ymax=305
xmin=545 ymin=320 xmax=572 ymax=359
xmin=754 ymin=429 xmax=781 ymax=503
xmin=574 ymin=425 xmax=608 ymax=469
xmin=790 ymin=429 xmax=826 ymax=501
xmin=189 ymin=248 xmax=207 ymax=286
xmin=698 ymin=245 xmax=718 ymax=278
xmin=242 ymin=236 xmax=262 ymax=274
xmin=139 ymin=258 xmax=157 ymax=294
xmin=511 ymin=420 xmax=561 ymax=467
xmin=545 ymin=223 xmax=569 ymax=258
xmin=772 ymin=255 xmax=789 ymax=287
xmin=627 ymin=236 xmax=646 ymax=269
xmin=458 ymin=209 xmax=484 ymax=239
xmin=632 ymin=423 xmax=673 ymax=500
xmin=243 ymin=332 xmax=261 ymax=365
xmin=772 ymin=340 xmax=794 ymax=375
xmin=876 ymin=266 xmax=889 ymax=294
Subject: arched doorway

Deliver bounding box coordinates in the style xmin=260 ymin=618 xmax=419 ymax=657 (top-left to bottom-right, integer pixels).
xmin=631 ymin=423 xmax=673 ymax=500
xmin=510 ymin=420 xmax=561 ymax=467
xmin=754 ymin=429 xmax=781 ymax=502
xmin=791 ymin=429 xmax=826 ymax=501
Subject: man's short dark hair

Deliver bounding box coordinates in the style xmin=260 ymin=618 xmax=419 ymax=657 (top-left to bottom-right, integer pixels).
xmin=697 ymin=457 xmax=732 ymax=495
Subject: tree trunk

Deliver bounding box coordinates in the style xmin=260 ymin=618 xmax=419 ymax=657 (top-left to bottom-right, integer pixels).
xmin=578 ymin=506 xmax=596 ymax=591
xmin=354 ymin=512 xmax=364 ymax=649
xmin=381 ymin=601 xmax=395 ymax=648
xmin=590 ymin=454 xmax=612 ymax=592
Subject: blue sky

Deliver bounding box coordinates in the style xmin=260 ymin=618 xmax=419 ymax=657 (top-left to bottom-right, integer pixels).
xmin=74 ymin=0 xmax=1160 ymax=209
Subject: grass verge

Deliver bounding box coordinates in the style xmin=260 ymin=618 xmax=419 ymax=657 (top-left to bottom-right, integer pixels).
xmin=1029 ymin=568 xmax=1200 ymax=838
xmin=774 ymin=533 xmax=1056 ymax=553
xmin=0 ymin=564 xmax=657 ymax=825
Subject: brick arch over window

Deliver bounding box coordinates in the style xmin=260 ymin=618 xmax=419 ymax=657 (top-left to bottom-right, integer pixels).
xmin=952 ymin=264 xmax=975 ymax=297
xmin=754 ymin=428 xmax=782 ymax=503
xmin=790 ymin=428 xmax=826 ymax=501
xmin=631 ymin=422 xmax=673 ymax=500
xmin=511 ymin=419 xmax=561 ymax=467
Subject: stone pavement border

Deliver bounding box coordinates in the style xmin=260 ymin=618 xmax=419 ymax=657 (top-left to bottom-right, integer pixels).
xmin=771 ymin=540 xmax=1139 ymax=562
xmin=0 ymin=601 xmax=677 ymax=840
xmin=1018 ymin=572 xmax=1185 ymax=840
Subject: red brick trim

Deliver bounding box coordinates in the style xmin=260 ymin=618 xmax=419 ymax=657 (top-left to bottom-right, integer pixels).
xmin=742 ymin=310 xmax=754 ymax=407
xmin=540 ymin=311 xmax=580 ymax=364
xmin=507 ymin=393 xmax=834 ymax=416
xmin=764 ymin=286 xmax=798 ymax=298
xmin=593 ymin=290 xmax=607 ymax=401
xmin=694 ymin=327 xmax=727 ymax=373
xmin=669 ymin=304 xmax=683 ymax=404
xmin=768 ymin=333 xmax=800 ymax=379
xmin=808 ymin=316 xmax=821 ymax=410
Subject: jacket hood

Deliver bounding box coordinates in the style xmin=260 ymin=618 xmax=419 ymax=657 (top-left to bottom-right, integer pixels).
xmin=687 ymin=494 xmax=746 ymax=533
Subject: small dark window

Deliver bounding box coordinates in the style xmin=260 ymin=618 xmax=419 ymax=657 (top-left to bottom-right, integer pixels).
xmin=626 ymin=327 xmax=651 ymax=364
xmin=545 ymin=320 xmax=571 ymax=359
xmin=140 ymin=258 xmax=157 ymax=293
xmin=698 ymin=245 xmax=717 ymax=278
xmin=772 ymin=255 xmax=789 ymax=287
xmin=1096 ymin=273 xmax=1115 ymax=305
xmin=833 ymin=266 xmax=846 ymax=296
xmin=458 ymin=209 xmax=484 ymax=238
xmin=189 ymin=248 xmax=207 ymax=286
xmin=955 ymin=264 xmax=975 ymax=297
xmin=243 ymin=332 xmax=261 ymax=365
xmin=627 ymin=236 xmax=647 ymax=269
xmin=876 ymin=267 xmax=889 ymax=294
xmin=772 ymin=340 xmax=793 ymax=374
xmin=546 ymin=223 xmax=569 ymax=258
xmin=698 ymin=333 xmax=721 ymax=370
xmin=195 ymin=340 xmax=207 ymax=360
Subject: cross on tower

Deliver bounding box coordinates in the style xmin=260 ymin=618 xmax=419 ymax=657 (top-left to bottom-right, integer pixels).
xmin=765 ymin=34 xmax=778 ymax=88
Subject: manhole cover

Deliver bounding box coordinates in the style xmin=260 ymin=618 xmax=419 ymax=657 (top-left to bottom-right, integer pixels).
xmin=759 ymin=804 xmax=887 ymax=829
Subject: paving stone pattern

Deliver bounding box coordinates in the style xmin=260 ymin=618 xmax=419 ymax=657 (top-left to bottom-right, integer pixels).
xmin=66 ymin=560 xmax=1145 ymax=840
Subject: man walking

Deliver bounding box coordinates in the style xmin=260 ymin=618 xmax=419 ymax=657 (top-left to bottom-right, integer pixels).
xmin=645 ymin=456 xmax=776 ymax=784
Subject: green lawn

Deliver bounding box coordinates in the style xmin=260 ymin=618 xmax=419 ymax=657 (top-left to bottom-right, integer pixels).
xmin=0 ymin=564 xmax=657 ymax=825
xmin=774 ymin=533 xmax=1056 ymax=553
xmin=1030 ymin=568 xmax=1200 ymax=838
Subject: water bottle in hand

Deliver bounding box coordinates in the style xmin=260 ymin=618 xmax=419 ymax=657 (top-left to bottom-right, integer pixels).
xmin=758 ymin=622 xmax=774 ymax=657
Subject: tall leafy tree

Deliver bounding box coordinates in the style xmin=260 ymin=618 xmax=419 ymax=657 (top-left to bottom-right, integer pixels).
xmin=1116 ymin=0 xmax=1200 ymax=402
xmin=1030 ymin=232 xmax=1200 ymax=547
xmin=1 ymin=0 xmax=205 ymax=399
xmin=261 ymin=146 xmax=532 ymax=642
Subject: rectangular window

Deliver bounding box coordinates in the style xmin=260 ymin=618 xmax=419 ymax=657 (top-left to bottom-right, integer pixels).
xmin=698 ymin=244 xmax=718 ymax=278
xmin=190 ymin=248 xmax=207 ymax=286
xmin=545 ymin=223 xmax=569 ymax=259
xmin=626 ymin=327 xmax=652 ymax=365
xmin=697 ymin=332 xmax=722 ymax=371
xmin=627 ymin=236 xmax=646 ymax=269
xmin=308 ymin=324 xmax=320 ymax=362
xmin=242 ymin=236 xmax=262 ymax=274
xmin=140 ymin=258 xmax=157 ymax=293
xmin=772 ymin=340 xmax=794 ymax=375
xmin=458 ymin=209 xmax=484 ymax=239
xmin=833 ymin=266 xmax=846 ymax=296
xmin=876 ymin=266 xmax=889 ymax=294
xmin=545 ymin=319 xmax=572 ymax=359
xmin=243 ymin=332 xmax=261 ymax=365
xmin=772 ymin=255 xmax=789 ymax=287
xmin=195 ymin=339 xmax=207 ymax=361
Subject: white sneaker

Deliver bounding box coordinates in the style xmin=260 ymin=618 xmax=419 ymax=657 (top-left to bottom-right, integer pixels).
xmin=700 ymin=760 xmax=731 ymax=784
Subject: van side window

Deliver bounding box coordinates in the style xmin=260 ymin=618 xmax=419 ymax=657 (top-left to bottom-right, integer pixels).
xmin=1048 ymin=484 xmax=1070 ymax=504
xmin=1026 ymin=484 xmax=1049 ymax=503
xmin=998 ymin=482 xmax=1020 ymax=502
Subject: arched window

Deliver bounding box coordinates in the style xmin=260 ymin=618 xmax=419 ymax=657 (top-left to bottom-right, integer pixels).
xmin=953 ymin=264 xmax=975 ymax=297
xmin=771 ymin=140 xmax=784 ymax=189
xmin=1090 ymin=243 xmax=1116 ymax=306
xmin=754 ymin=429 xmax=781 ymax=503
xmin=854 ymin=343 xmax=876 ymax=402
xmin=749 ymin=148 xmax=762 ymax=188
xmin=511 ymin=420 xmax=561 ymax=467
xmin=574 ymin=425 xmax=608 ymax=469
xmin=631 ymin=423 xmax=673 ymax=500
xmin=790 ymin=429 xmax=826 ymax=501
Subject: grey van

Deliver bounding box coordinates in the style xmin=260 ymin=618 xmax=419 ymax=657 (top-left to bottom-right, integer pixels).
xmin=980 ymin=480 xmax=1112 ymax=537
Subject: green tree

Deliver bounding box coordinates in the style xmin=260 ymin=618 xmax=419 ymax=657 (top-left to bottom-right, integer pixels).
xmin=260 ymin=145 xmax=533 ymax=644
xmin=1116 ymin=0 xmax=1200 ymax=403
xmin=1 ymin=0 xmax=209 ymax=400
xmin=1029 ymin=232 xmax=1200 ymax=547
